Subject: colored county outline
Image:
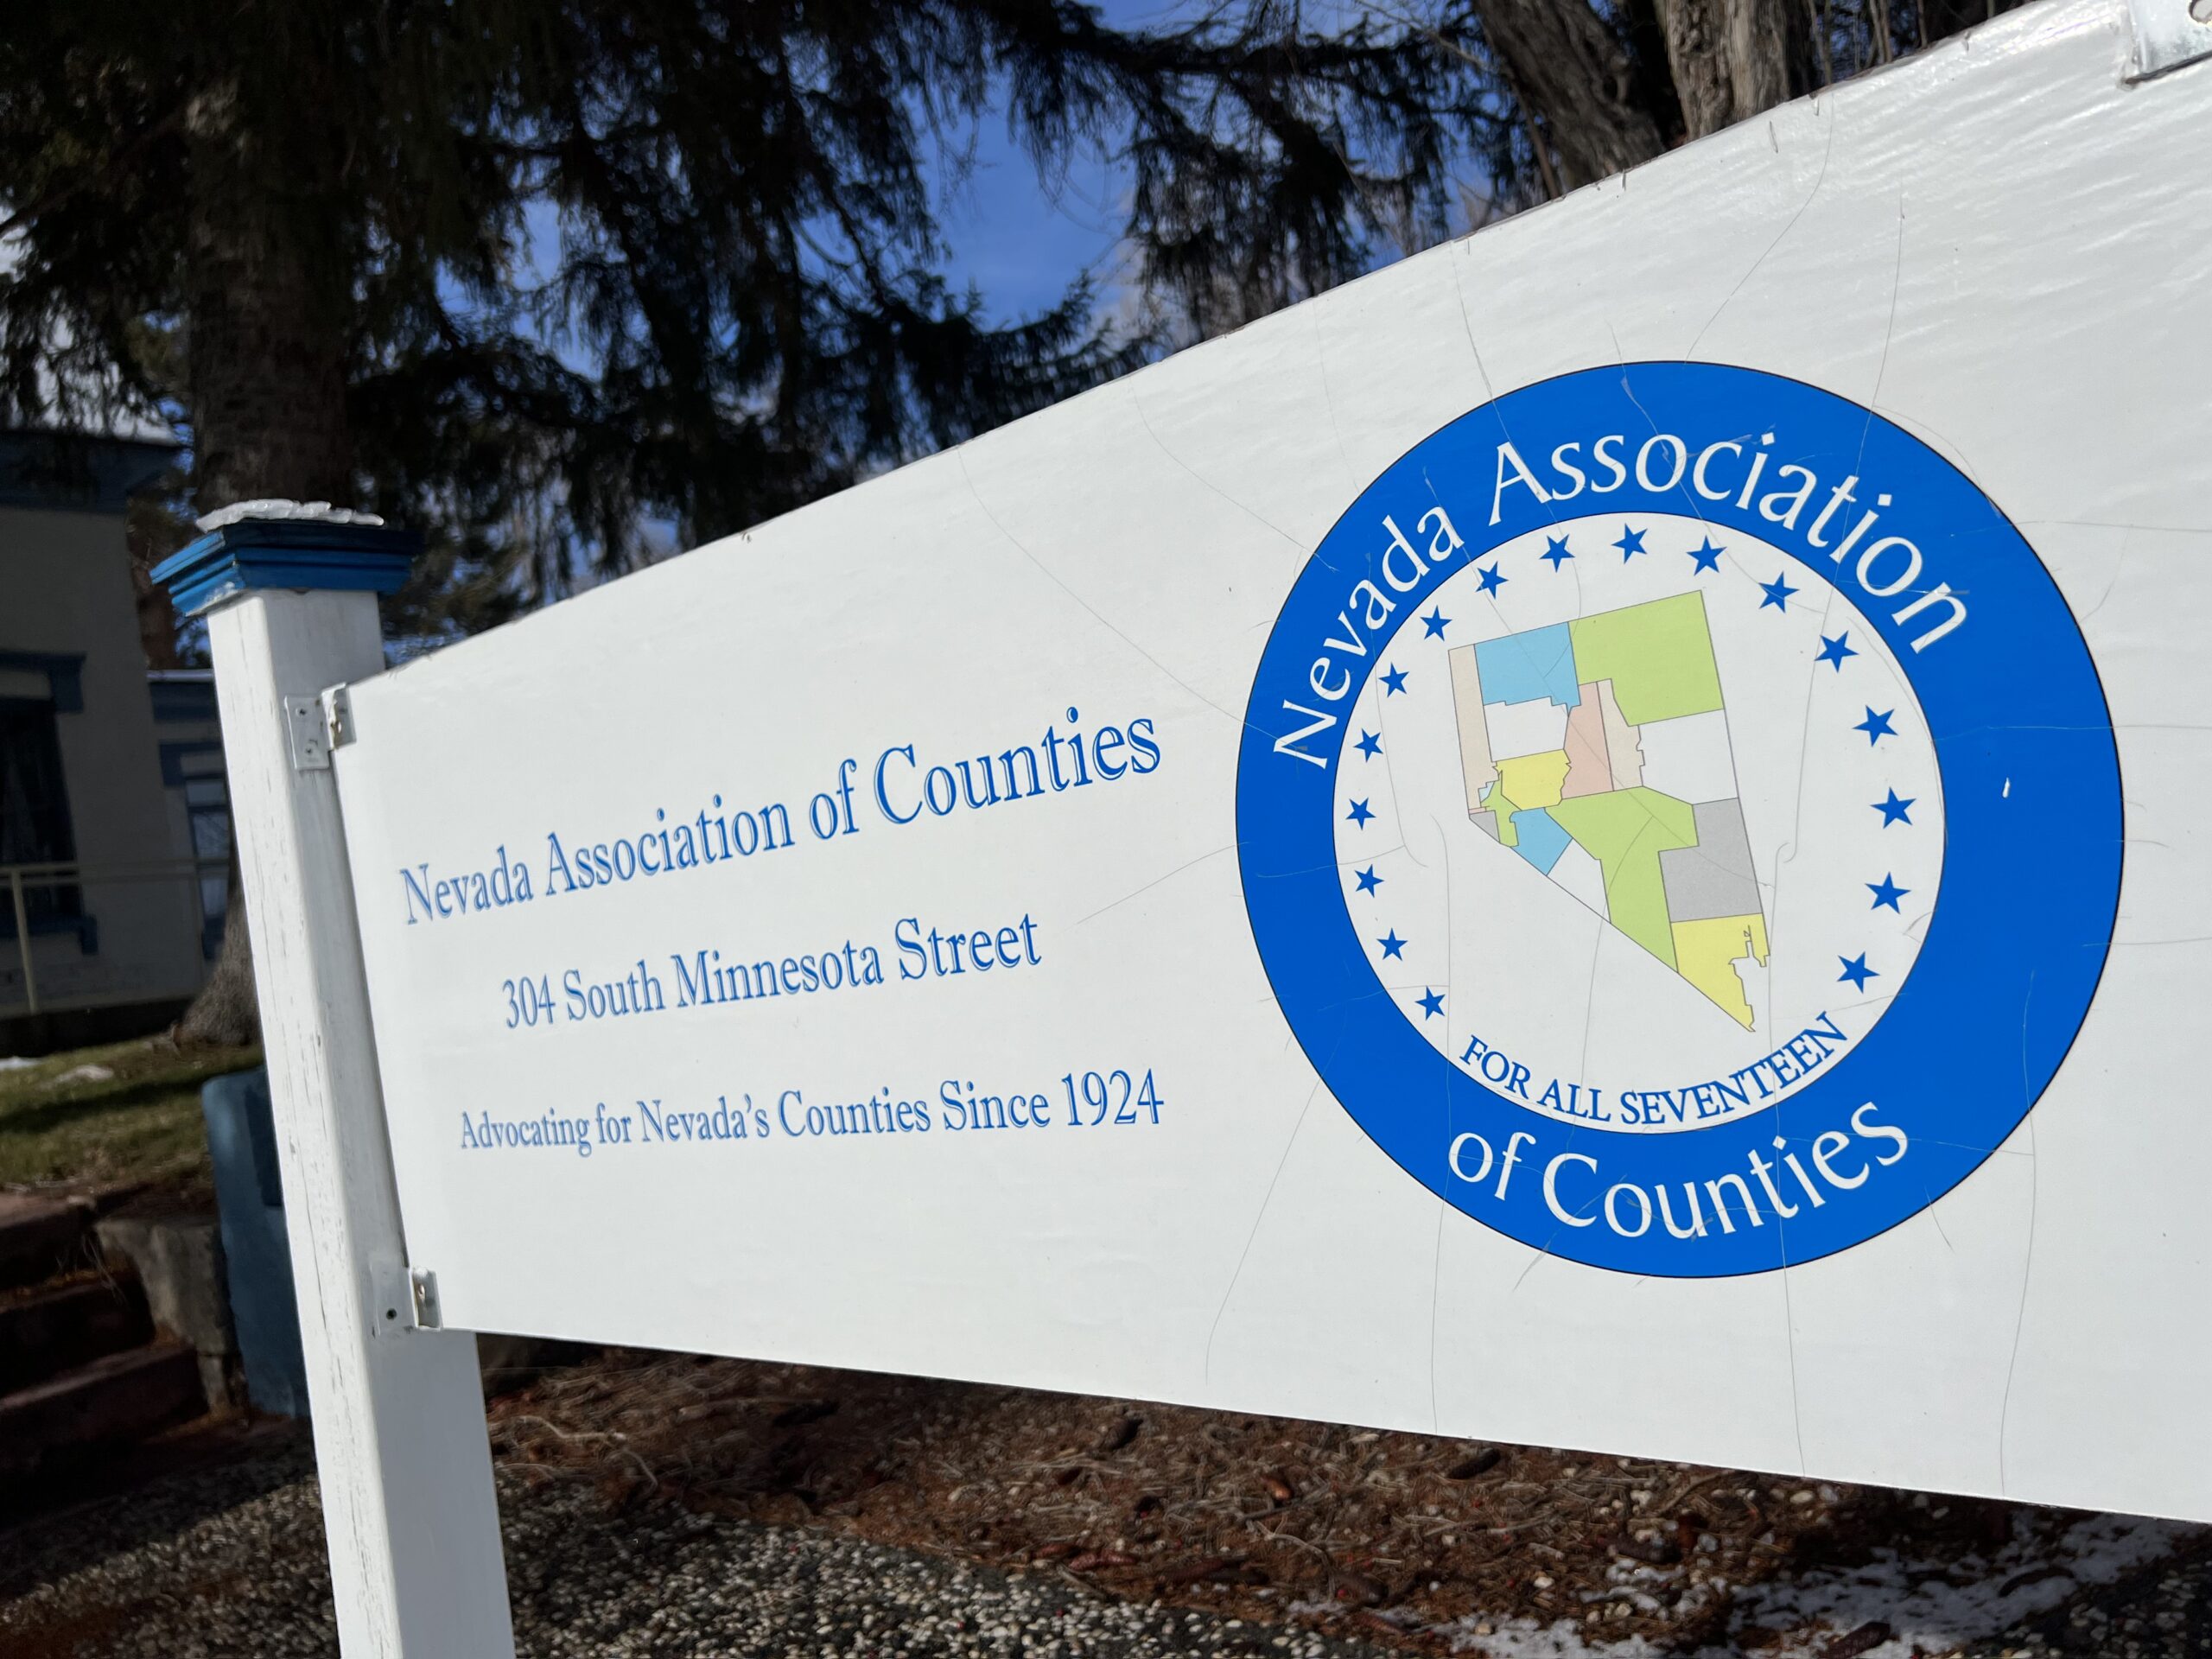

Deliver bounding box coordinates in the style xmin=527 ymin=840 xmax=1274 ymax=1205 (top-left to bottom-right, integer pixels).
xmin=1546 ymin=787 xmax=1700 ymax=968
xmin=1670 ymin=913 xmax=1770 ymax=1031
xmin=1443 ymin=590 xmax=1767 ymax=1028
xmin=1472 ymin=623 xmax=1580 ymax=709
xmin=1567 ymin=593 xmax=1723 ymax=724
xmin=1496 ymin=750 xmax=1569 ymax=810
xmin=1510 ymin=807 xmax=1573 ymax=874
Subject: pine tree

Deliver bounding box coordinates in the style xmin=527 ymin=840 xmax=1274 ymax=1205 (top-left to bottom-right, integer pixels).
xmin=2 ymin=0 xmax=1499 ymax=1040
xmin=0 ymin=1 xmax=2022 ymax=1044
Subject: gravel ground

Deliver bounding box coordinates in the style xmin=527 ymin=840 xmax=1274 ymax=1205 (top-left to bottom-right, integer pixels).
xmin=0 ymin=1443 xmax=1398 ymax=1659
xmin=478 ymin=1351 xmax=2212 ymax=1658
xmin=3 ymin=1436 xmax=2208 ymax=1659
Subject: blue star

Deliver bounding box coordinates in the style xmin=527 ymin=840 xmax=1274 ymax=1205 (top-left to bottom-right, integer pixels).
xmin=1758 ymin=573 xmax=1799 ymax=612
xmin=1873 ymin=789 xmax=1915 ymax=827
xmin=1347 ymin=798 xmax=1375 ymax=827
xmin=1541 ymin=536 xmax=1574 ymax=569
xmin=1613 ymin=524 xmax=1648 ymax=561
xmin=1477 ymin=565 xmax=1507 ymax=597
xmin=1381 ymin=664 xmax=1409 ymax=696
xmin=1354 ymin=866 xmax=1383 ymax=896
xmin=1417 ymin=988 xmax=1445 ymax=1020
xmin=1867 ymin=874 xmax=1909 ymax=912
xmin=1377 ymin=930 xmax=1407 ymax=960
xmin=1815 ymin=632 xmax=1858 ymax=671
xmin=1686 ymin=537 xmax=1725 ymax=574
xmin=1421 ymin=607 xmax=1451 ymax=639
xmin=1854 ymin=707 xmax=1897 ymax=745
xmin=1354 ymin=729 xmax=1382 ymax=760
xmin=1837 ymin=953 xmax=1879 ymax=992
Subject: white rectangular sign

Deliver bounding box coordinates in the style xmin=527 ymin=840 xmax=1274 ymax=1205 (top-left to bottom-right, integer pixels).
xmin=333 ymin=0 xmax=2212 ymax=1523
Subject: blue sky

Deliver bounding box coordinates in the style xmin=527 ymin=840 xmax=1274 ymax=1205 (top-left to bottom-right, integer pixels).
xmin=520 ymin=3 xmax=1484 ymax=356
xmin=909 ymin=0 xmax=1187 ymax=327
xmin=928 ymin=117 xmax=1136 ymax=325
xmin=924 ymin=0 xmax=1487 ymax=328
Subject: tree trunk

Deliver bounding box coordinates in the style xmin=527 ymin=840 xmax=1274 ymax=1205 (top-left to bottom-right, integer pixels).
xmin=177 ymin=855 xmax=257 ymax=1047
xmin=1655 ymin=0 xmax=1793 ymax=137
xmin=181 ymin=85 xmax=353 ymax=511
xmin=172 ymin=78 xmax=355 ymax=1049
xmin=1470 ymin=0 xmax=1668 ymax=189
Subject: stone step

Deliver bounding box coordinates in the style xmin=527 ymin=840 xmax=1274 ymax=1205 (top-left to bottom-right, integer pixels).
xmin=0 ymin=1192 xmax=93 ymax=1290
xmin=0 ymin=1342 xmax=206 ymax=1481
xmin=0 ymin=1273 xmax=154 ymax=1393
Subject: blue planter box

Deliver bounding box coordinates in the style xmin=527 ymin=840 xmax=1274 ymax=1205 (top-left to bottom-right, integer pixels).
xmin=201 ymin=1068 xmax=310 ymax=1417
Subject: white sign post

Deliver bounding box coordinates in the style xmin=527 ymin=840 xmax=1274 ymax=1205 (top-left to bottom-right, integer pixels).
xmin=155 ymin=526 xmax=515 ymax=1658
xmin=164 ymin=4 xmax=2212 ymax=1653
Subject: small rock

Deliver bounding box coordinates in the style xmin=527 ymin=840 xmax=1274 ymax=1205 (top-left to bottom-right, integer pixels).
xmin=1331 ymin=1571 xmax=1382 ymax=1605
xmin=1822 ymin=1620 xmax=1894 ymax=1658
xmin=1095 ymin=1415 xmax=1143 ymax=1455
xmin=1611 ymin=1533 xmax=1682 ymax=1567
xmin=1067 ymin=1550 xmax=1134 ymax=1573
xmin=769 ymin=1399 xmax=838 ymax=1428
xmin=1446 ymin=1446 xmax=1503 ymax=1480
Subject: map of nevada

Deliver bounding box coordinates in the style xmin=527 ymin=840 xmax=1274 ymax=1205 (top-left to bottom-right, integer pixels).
xmin=1447 ymin=592 xmax=1770 ymax=1029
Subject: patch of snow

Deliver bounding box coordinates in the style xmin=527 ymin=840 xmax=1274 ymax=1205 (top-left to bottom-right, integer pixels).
xmin=52 ymin=1063 xmax=114 ymax=1085
xmin=1433 ymin=1614 xmax=1665 ymax=1657
xmin=0 ymin=1056 xmax=35 ymax=1071
xmin=1421 ymin=1510 xmax=2188 ymax=1659
xmin=196 ymin=499 xmax=386 ymax=531
xmin=1713 ymin=1510 xmax=2190 ymax=1658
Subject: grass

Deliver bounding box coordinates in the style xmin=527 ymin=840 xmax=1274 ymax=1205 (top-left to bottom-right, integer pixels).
xmin=0 ymin=1038 xmax=261 ymax=1191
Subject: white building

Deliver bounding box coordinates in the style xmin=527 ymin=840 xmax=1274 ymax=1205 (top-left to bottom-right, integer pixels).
xmin=0 ymin=420 xmax=220 ymax=1046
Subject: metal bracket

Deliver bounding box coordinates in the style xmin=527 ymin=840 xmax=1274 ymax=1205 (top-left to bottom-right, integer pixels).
xmin=2126 ymin=0 xmax=2212 ymax=80
xmin=283 ymin=694 xmax=330 ymax=771
xmin=368 ymin=1253 xmax=414 ymax=1338
xmin=410 ymin=1268 xmax=444 ymax=1331
xmin=368 ymin=1258 xmax=444 ymax=1334
xmin=323 ymin=683 xmax=356 ymax=750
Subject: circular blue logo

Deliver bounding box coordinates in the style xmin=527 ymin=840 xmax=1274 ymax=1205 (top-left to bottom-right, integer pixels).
xmin=1236 ymin=362 xmax=2120 ymax=1276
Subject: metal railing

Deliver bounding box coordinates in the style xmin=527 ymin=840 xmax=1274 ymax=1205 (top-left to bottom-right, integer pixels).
xmin=2 ymin=856 xmax=232 ymax=1018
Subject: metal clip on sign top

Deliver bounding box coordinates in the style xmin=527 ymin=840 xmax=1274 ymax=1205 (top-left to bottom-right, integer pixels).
xmin=2128 ymin=0 xmax=2212 ymax=78
xmin=282 ymin=687 xmax=356 ymax=771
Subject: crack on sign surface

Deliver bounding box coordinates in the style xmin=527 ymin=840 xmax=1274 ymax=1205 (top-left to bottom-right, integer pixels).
xmin=2082 ymin=526 xmax=2133 ymax=625
xmin=1312 ymin=303 xmax=1360 ymax=496
xmin=1075 ymin=843 xmax=1235 ymax=929
xmin=955 ymin=448 xmax=1248 ymax=733
xmin=1774 ymin=1189 xmax=1813 ymax=1478
xmin=1126 ymin=385 xmax=1309 ymax=556
xmin=1427 ymin=810 xmax=1459 ymax=1434
xmin=1854 ymin=188 xmax=1910 ymax=480
xmin=1688 ymin=101 xmax=1840 ymax=359
xmin=1446 ymin=245 xmax=1564 ymax=558
xmin=1995 ymin=969 xmax=2043 ymax=1497
xmin=1205 ymin=1067 xmax=1330 ymax=1386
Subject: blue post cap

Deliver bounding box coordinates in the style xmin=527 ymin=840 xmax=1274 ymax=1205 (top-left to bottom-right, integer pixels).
xmin=152 ymin=514 xmax=422 ymax=618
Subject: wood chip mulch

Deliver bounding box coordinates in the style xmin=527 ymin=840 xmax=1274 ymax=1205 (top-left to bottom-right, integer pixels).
xmin=485 ymin=1348 xmax=2036 ymax=1654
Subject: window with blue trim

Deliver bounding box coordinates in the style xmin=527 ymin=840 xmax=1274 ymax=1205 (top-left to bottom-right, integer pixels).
xmin=0 ymin=695 xmax=82 ymax=936
xmin=185 ymin=770 xmax=232 ymax=960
